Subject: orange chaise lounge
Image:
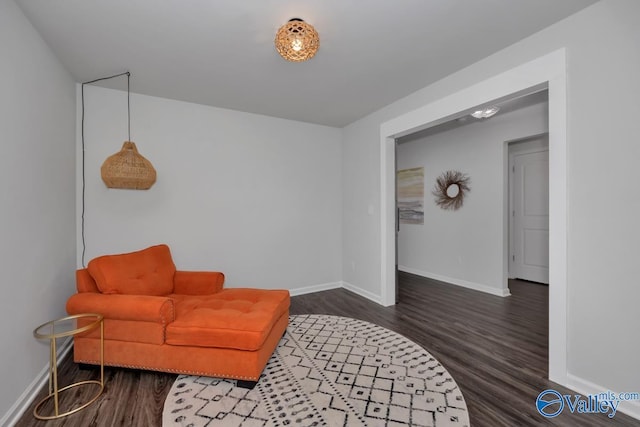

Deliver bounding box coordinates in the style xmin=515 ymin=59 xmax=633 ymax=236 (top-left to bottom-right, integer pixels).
xmin=66 ymin=244 xmax=290 ymax=388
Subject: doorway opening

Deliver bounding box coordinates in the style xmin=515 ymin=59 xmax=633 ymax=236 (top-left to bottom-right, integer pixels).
xmin=395 ymin=91 xmax=549 ymax=297
xmin=379 ymin=49 xmax=568 ymax=385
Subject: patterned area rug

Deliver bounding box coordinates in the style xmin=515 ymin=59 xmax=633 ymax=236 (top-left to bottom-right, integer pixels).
xmin=163 ymin=314 xmax=469 ymax=426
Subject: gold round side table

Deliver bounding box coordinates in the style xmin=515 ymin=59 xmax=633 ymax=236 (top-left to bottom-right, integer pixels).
xmin=32 ymin=313 xmax=104 ymax=420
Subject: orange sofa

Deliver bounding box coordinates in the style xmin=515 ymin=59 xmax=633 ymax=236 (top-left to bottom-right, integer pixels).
xmin=66 ymin=244 xmax=290 ymax=388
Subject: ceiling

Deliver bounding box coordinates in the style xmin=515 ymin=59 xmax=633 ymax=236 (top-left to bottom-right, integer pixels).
xmin=16 ymin=0 xmax=597 ymax=127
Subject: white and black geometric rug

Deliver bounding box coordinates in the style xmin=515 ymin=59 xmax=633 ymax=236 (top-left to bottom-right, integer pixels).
xmin=163 ymin=314 xmax=469 ymax=427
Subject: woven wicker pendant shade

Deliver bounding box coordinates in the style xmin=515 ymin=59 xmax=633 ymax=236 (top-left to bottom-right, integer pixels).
xmin=101 ymin=141 xmax=156 ymax=190
xmin=275 ymin=18 xmax=319 ymax=62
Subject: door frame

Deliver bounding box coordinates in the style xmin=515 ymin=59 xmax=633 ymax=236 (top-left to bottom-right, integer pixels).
xmin=379 ymin=49 xmax=568 ymax=385
xmin=508 ymin=133 xmax=549 ymax=282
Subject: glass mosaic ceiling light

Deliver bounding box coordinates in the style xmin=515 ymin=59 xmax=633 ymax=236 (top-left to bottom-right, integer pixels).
xmin=275 ymin=18 xmax=319 ymax=62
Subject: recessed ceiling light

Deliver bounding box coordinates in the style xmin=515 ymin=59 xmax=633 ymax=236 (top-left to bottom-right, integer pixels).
xmin=471 ymin=106 xmax=500 ymax=119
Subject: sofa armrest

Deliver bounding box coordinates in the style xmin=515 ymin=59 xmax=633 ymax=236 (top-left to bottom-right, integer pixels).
xmin=173 ymin=270 xmax=225 ymax=295
xmin=66 ymin=293 xmax=175 ymax=324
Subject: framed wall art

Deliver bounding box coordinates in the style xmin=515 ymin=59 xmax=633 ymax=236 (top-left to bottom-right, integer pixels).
xmin=397 ymin=167 xmax=424 ymax=224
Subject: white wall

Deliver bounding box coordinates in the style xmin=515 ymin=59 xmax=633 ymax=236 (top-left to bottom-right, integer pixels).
xmin=342 ymin=0 xmax=640 ymax=416
xmin=3 ymin=0 xmax=639 ymax=421
xmin=79 ymin=86 xmax=342 ymax=293
xmin=397 ymin=102 xmax=548 ymax=296
xmin=0 ymin=0 xmax=76 ymax=423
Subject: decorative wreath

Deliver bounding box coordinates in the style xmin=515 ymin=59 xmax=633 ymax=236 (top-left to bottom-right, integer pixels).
xmin=432 ymin=170 xmax=471 ymax=211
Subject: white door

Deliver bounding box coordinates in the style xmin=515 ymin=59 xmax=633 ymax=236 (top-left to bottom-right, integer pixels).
xmin=510 ymin=138 xmax=549 ymax=284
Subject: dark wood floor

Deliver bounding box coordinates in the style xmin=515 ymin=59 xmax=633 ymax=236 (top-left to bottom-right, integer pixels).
xmin=14 ymin=273 xmax=639 ymax=426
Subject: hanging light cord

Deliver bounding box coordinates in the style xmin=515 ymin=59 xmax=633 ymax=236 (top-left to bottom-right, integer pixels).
xmin=127 ymin=72 xmax=131 ymax=141
xmin=81 ymin=71 xmax=131 ymax=267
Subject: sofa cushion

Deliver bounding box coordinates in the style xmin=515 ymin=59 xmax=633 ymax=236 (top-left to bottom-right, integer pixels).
xmin=166 ymin=289 xmax=290 ymax=351
xmin=88 ymin=244 xmax=176 ymax=296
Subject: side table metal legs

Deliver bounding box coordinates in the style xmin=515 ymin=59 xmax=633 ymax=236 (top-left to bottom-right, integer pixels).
xmin=33 ymin=314 xmax=104 ymax=420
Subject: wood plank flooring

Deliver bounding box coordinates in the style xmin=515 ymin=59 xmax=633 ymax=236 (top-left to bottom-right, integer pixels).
xmin=14 ymin=272 xmax=639 ymax=426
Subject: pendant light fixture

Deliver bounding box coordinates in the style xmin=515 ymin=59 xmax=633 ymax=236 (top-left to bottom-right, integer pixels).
xmin=275 ymin=18 xmax=320 ymax=62
xmin=100 ymin=72 xmax=156 ymax=190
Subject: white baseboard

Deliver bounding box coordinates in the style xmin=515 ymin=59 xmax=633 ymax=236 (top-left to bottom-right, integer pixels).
xmin=341 ymin=281 xmax=383 ymax=305
xmin=398 ymin=266 xmax=511 ymax=297
xmin=288 ymin=281 xmax=342 ymax=297
xmin=565 ymin=373 xmax=640 ymax=421
xmin=289 ymin=280 xmax=383 ymax=305
xmin=1 ymin=337 xmax=73 ymax=427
